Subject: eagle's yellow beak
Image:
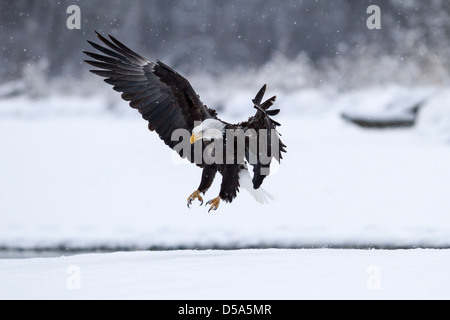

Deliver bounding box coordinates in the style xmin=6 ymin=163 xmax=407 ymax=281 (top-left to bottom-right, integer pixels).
xmin=190 ymin=133 xmax=202 ymax=144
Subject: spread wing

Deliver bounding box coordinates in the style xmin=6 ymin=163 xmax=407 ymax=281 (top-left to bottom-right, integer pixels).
xmin=242 ymin=85 xmax=287 ymax=189
xmin=84 ymin=31 xmax=218 ymax=154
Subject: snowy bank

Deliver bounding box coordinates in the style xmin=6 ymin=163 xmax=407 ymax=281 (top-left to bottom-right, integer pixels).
xmin=0 ymin=249 xmax=449 ymax=300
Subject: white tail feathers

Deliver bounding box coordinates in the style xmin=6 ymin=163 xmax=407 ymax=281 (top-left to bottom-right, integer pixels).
xmin=238 ymin=168 xmax=275 ymax=204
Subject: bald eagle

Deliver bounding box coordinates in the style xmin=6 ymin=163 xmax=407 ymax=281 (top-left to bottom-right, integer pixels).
xmin=84 ymin=32 xmax=286 ymax=212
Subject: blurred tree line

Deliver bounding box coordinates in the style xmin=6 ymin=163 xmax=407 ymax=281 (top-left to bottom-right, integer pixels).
xmin=0 ymin=0 xmax=449 ymax=84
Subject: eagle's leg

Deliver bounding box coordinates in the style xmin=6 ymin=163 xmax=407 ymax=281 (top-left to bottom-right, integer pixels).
xmin=187 ymin=165 xmax=217 ymax=208
xmin=205 ymin=165 xmax=240 ymax=212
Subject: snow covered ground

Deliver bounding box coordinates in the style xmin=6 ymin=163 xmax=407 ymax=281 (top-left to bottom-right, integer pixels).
xmin=0 ymin=86 xmax=450 ymax=251
xmin=1 ymin=249 xmax=450 ymax=300
xmin=1 ymin=85 xmax=449 ymax=300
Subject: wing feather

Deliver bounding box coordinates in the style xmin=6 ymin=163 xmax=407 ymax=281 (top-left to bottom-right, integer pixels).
xmin=84 ymin=31 xmax=218 ymax=155
xmin=243 ymin=85 xmax=286 ymax=189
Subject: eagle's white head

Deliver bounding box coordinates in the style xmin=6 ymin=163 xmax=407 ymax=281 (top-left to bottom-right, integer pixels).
xmin=190 ymin=119 xmax=226 ymax=144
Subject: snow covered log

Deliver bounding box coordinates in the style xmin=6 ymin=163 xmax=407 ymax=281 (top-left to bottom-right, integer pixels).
xmin=341 ymin=100 xmax=425 ymax=129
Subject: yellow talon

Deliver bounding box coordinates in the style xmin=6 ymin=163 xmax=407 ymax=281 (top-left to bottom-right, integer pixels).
xmin=187 ymin=190 xmax=203 ymax=208
xmin=206 ymin=197 xmax=221 ymax=213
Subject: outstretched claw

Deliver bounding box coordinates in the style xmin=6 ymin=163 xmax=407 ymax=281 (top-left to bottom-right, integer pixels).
xmin=187 ymin=190 xmax=204 ymax=208
xmin=206 ymin=197 xmax=221 ymax=213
